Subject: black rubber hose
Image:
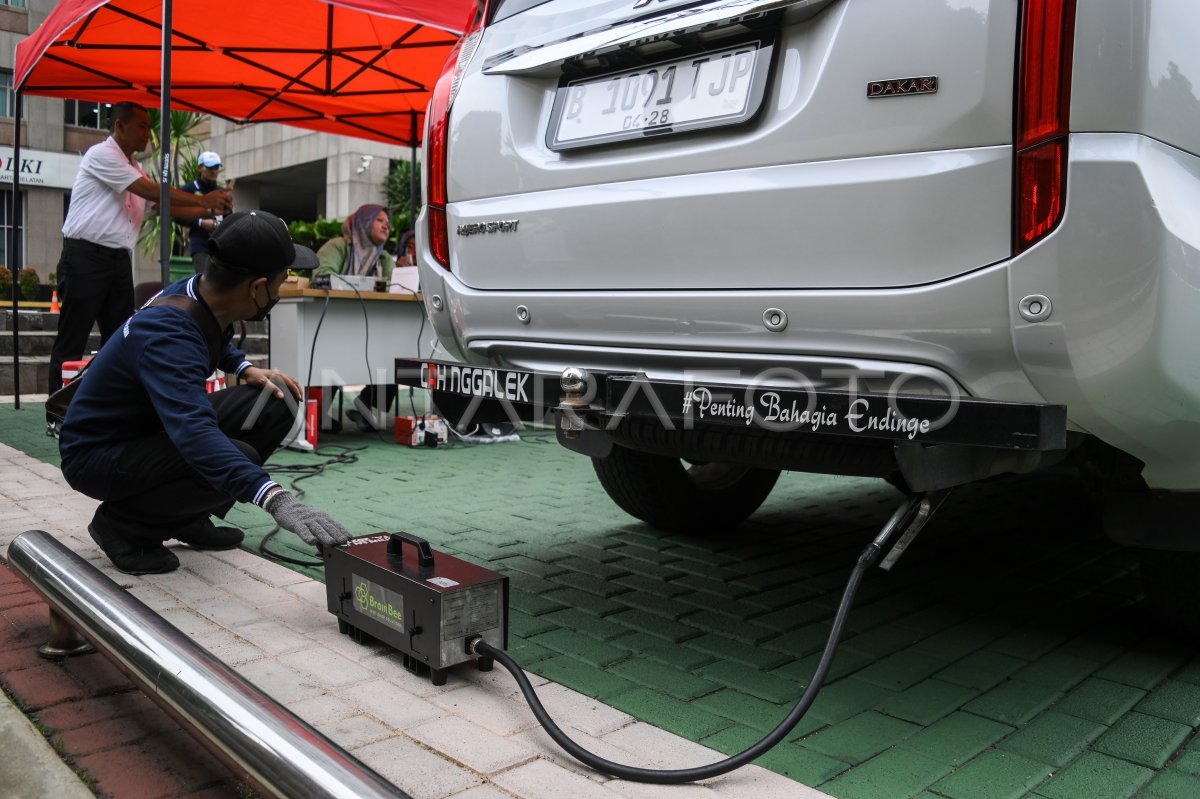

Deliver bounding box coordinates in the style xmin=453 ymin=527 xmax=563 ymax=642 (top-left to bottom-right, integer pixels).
xmin=473 ymin=540 xmax=886 ymax=784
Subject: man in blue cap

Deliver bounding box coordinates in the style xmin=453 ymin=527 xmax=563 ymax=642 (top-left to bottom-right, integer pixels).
xmin=60 ymin=210 xmax=352 ymax=574
xmin=181 ymin=150 xmax=229 ymax=272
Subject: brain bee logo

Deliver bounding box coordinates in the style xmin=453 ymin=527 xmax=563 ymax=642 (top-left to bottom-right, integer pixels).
xmin=354 ymin=581 xmax=370 ymax=608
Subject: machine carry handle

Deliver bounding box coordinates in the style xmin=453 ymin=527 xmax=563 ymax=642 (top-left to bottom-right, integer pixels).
xmin=388 ymin=531 xmax=435 ymax=567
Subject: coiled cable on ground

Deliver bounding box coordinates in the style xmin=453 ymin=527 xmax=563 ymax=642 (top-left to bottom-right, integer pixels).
xmin=471 ymin=495 xmax=930 ymax=784
xmin=473 ymin=542 xmax=873 ymax=783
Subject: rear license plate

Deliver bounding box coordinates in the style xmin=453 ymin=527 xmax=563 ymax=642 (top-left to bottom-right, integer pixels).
xmin=548 ymin=39 xmax=773 ymax=151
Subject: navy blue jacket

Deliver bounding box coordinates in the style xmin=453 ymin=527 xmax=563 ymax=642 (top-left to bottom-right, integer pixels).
xmin=59 ymin=276 xmax=279 ymax=506
xmin=180 ymin=177 xmax=222 ymax=256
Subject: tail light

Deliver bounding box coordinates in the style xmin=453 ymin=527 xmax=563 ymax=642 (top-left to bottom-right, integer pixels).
xmin=1014 ymin=0 xmax=1076 ymax=253
xmin=426 ymin=2 xmax=488 ymax=270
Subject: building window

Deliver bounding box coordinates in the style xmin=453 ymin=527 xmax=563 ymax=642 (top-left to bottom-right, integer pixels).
xmin=1 ymin=71 xmax=14 ymax=118
xmin=0 ymin=0 xmax=27 ymax=7
xmin=64 ymin=100 xmax=112 ymax=130
xmin=1 ymin=190 xmax=27 ymax=270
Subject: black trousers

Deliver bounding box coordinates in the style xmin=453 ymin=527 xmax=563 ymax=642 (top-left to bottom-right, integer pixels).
xmin=49 ymin=238 xmax=135 ymax=393
xmin=95 ymin=385 xmax=295 ymax=545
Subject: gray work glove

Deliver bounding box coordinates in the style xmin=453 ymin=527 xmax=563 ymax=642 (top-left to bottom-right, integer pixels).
xmin=264 ymin=491 xmax=350 ymax=547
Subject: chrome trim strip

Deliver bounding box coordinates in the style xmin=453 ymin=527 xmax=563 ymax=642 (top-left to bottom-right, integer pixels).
xmin=483 ymin=0 xmax=833 ymax=75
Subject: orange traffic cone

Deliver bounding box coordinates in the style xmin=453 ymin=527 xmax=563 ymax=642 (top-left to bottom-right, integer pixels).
xmin=50 ymin=290 xmax=61 ymax=313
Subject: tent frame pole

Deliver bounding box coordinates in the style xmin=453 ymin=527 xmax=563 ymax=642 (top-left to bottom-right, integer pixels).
xmin=9 ymin=90 xmax=25 ymax=407
xmin=158 ymin=0 xmax=174 ymax=287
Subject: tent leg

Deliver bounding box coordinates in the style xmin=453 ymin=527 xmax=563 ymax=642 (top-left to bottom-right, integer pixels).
xmin=9 ymin=89 xmax=25 ymax=408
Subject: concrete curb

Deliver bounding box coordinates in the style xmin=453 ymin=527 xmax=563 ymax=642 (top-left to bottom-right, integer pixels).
xmin=0 ymin=690 xmax=93 ymax=799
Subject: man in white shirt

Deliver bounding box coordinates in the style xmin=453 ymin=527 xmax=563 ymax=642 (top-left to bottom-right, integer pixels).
xmin=49 ymin=102 xmax=234 ymax=393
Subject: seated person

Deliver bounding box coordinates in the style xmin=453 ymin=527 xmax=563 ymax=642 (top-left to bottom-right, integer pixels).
xmin=314 ymin=204 xmax=398 ymax=430
xmin=397 ymin=229 xmax=417 ymax=266
xmin=313 ymin=203 xmax=396 ymax=285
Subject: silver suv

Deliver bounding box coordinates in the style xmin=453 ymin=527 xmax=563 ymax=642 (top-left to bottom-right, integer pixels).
xmin=412 ymin=0 xmax=1200 ymax=624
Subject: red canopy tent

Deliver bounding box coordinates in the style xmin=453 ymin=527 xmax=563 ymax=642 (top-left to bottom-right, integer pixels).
xmin=14 ymin=0 xmax=471 ymax=144
xmin=7 ymin=0 xmax=473 ymax=401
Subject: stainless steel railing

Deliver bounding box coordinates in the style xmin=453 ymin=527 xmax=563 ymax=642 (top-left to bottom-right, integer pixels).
xmin=6 ymin=529 xmax=412 ymax=799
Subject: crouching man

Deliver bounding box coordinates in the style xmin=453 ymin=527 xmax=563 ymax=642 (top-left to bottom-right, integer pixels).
xmin=60 ymin=210 xmax=350 ymax=574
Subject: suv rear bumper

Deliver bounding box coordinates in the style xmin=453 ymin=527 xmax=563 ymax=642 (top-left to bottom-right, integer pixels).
xmin=415 ymin=250 xmax=1047 ymax=407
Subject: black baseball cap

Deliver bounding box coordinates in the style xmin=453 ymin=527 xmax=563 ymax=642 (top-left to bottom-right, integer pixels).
xmin=208 ymin=210 xmax=319 ymax=275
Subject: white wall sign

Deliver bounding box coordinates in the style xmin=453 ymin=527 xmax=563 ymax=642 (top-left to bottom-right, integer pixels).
xmin=0 ymin=147 xmax=84 ymax=190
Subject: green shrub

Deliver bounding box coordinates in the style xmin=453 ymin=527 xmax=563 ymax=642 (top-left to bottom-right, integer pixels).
xmin=315 ymin=218 xmax=343 ymax=241
xmin=286 ymin=219 xmax=318 ymax=249
xmin=386 ymin=159 xmax=422 ymax=222
xmin=287 ymin=217 xmax=346 ymax=249
xmin=19 ymin=268 xmax=39 ymax=301
xmin=0 ymin=267 xmax=12 ymax=298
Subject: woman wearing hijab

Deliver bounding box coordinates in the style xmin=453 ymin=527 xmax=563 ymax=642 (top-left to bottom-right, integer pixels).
xmin=313 ymin=204 xmax=398 ymax=430
xmin=313 ymin=204 xmax=396 ymax=283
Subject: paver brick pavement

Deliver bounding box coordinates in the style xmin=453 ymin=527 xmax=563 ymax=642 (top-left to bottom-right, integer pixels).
xmin=0 ymin=460 xmax=811 ymax=796
xmin=747 ymin=741 xmax=851 ymax=786
xmin=1092 ymin=711 xmax=1192 ymax=769
xmin=7 ymin=403 xmax=1200 ymax=799
xmin=1033 ymin=750 xmax=1153 ymax=799
xmin=898 ymin=710 xmax=1013 ymax=767
xmin=408 ymin=715 xmax=538 ymax=774
xmin=996 ymin=709 xmax=1106 ymax=767
xmin=962 ymin=678 xmax=1065 ymax=726
xmin=802 ymin=710 xmax=919 ymax=764
xmin=1043 ymin=675 xmax=1146 ymax=726
xmin=1134 ymin=679 xmax=1200 ymax=726
xmin=928 ymin=749 xmax=1053 ymax=799
xmin=873 ymin=678 xmax=979 ymax=726
xmin=3 ymin=663 xmax=89 ymax=710
xmin=1140 ymin=770 xmax=1200 ymax=799
xmin=0 ymin=560 xmax=251 ymax=796
xmin=821 ymin=747 xmax=950 ymax=799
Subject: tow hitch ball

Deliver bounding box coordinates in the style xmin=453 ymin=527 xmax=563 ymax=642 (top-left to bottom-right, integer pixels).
xmin=557 ymin=367 xmax=591 ymax=439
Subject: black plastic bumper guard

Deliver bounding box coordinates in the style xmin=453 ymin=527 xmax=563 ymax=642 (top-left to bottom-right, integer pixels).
xmin=395 ymin=358 xmax=1067 ymax=452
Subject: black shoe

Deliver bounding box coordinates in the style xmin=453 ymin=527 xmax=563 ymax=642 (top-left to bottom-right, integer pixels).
xmin=88 ymin=523 xmax=179 ymax=575
xmin=174 ymin=520 xmax=244 ymax=551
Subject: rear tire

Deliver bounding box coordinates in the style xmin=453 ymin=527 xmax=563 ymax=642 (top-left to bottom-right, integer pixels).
xmin=1139 ymin=549 xmax=1200 ymax=637
xmin=592 ymin=445 xmax=780 ymax=533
